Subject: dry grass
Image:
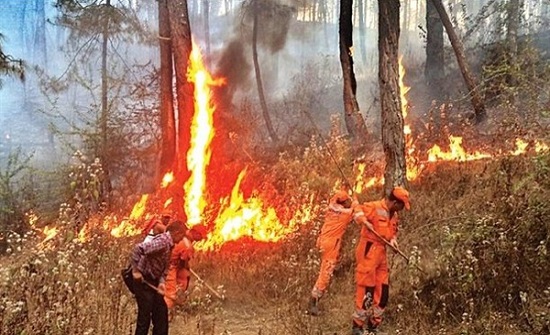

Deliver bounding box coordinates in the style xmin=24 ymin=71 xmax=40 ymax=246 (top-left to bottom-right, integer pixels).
xmin=1 ymin=145 xmax=549 ymax=334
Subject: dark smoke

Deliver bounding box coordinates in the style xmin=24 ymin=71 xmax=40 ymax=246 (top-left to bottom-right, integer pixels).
xmin=215 ymin=0 xmax=297 ymax=107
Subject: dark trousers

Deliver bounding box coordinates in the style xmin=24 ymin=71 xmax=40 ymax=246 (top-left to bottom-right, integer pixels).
xmin=134 ymin=282 xmax=168 ymax=335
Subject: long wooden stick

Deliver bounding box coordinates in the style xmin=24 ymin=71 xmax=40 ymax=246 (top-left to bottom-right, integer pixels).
xmin=365 ymin=224 xmax=426 ymax=274
xmin=189 ymin=268 xmax=225 ymax=300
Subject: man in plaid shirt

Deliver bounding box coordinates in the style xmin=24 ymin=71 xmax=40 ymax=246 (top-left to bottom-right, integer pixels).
xmin=130 ymin=220 xmax=187 ymax=335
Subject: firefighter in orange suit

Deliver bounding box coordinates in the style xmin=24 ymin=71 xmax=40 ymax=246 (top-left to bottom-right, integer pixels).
xmin=308 ymin=185 xmax=357 ymax=316
xmin=164 ymin=225 xmax=195 ymax=320
xmin=351 ymin=187 xmax=410 ymax=335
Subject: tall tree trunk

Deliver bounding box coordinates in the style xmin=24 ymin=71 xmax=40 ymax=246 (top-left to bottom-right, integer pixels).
xmin=100 ymin=0 xmax=112 ymax=202
xmin=431 ymin=0 xmax=487 ymax=123
xmin=158 ymin=0 xmax=176 ymax=182
xmin=378 ymin=0 xmax=407 ymax=195
xmin=358 ymin=0 xmax=368 ymax=66
xmin=202 ymin=0 xmax=210 ymax=56
xmin=425 ymin=0 xmax=444 ymax=94
xmin=506 ymin=0 xmax=521 ymax=94
xmin=252 ymin=1 xmax=279 ymax=143
xmin=339 ymin=0 xmax=368 ymax=142
xmin=34 ymin=0 xmax=47 ymax=68
xmin=168 ymin=0 xmax=195 ymax=217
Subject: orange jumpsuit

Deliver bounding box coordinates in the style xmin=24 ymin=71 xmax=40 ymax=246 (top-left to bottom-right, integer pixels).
xmin=311 ymin=190 xmax=354 ymax=299
xmin=164 ymin=236 xmax=193 ymax=310
xmin=352 ymin=200 xmax=398 ymax=329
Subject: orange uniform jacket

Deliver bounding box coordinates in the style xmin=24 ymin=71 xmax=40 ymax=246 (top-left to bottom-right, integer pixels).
xmin=164 ymin=237 xmax=193 ymax=309
xmin=352 ymin=199 xmax=399 ymax=329
xmin=312 ymin=190 xmax=354 ymax=297
xmin=318 ymin=190 xmax=354 ymax=243
xmin=354 ymin=200 xmax=398 ymax=245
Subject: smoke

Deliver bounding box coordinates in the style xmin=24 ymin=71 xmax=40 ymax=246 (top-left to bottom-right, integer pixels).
xmin=214 ymin=0 xmax=297 ymax=107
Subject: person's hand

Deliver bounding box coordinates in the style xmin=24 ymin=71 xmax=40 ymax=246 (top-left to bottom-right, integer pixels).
xmin=364 ymin=221 xmax=374 ymax=232
xmin=389 ymin=238 xmax=399 ymax=250
xmin=157 ymin=283 xmax=166 ymax=296
xmin=132 ymin=269 xmax=143 ymax=282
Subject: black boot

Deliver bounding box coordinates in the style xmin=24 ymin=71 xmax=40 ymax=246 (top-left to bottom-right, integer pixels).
xmin=351 ymin=321 xmax=364 ymax=335
xmin=364 ymin=320 xmax=377 ymax=334
xmin=308 ymin=297 xmax=320 ymax=316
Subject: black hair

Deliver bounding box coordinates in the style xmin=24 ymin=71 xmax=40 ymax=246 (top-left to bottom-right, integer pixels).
xmin=166 ymin=220 xmax=187 ymax=234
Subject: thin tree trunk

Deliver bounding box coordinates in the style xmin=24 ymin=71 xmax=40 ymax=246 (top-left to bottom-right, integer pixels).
xmin=425 ymin=0 xmax=444 ymax=93
xmin=168 ymin=0 xmax=194 ymax=217
xmin=506 ymin=0 xmax=521 ymax=93
xmin=378 ymin=0 xmax=407 ymax=195
xmin=252 ymin=1 xmax=278 ymax=143
xmin=100 ymin=0 xmax=112 ymax=202
xmin=431 ymin=0 xmax=486 ymax=123
xmin=339 ymin=0 xmax=368 ymax=142
xmin=158 ymin=0 xmax=176 ymax=182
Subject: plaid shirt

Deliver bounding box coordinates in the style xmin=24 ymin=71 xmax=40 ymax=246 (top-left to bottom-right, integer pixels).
xmin=131 ymin=232 xmax=174 ymax=284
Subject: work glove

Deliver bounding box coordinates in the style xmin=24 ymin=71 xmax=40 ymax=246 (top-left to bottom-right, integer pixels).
xmin=364 ymin=221 xmax=375 ymax=233
xmin=132 ymin=269 xmax=143 ymax=282
xmin=157 ymin=283 xmax=166 ymax=296
xmin=389 ymin=238 xmax=399 ymax=250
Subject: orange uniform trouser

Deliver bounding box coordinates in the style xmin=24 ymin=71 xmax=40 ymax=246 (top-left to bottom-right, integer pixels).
xmin=352 ymin=239 xmax=390 ymax=329
xmin=164 ymin=266 xmax=190 ymax=309
xmin=312 ymin=237 xmax=341 ymax=298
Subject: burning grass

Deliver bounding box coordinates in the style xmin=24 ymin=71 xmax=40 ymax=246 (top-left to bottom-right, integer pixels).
xmin=1 ymin=153 xmax=550 ymax=334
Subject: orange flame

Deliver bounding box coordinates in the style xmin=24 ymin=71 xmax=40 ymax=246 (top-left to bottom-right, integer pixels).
xmin=353 ymin=162 xmax=367 ymax=193
xmin=427 ymin=135 xmax=492 ymax=162
xmin=161 ymin=172 xmax=174 ymax=188
xmin=184 ymin=42 xmax=225 ymax=226
xmin=42 ymin=226 xmax=58 ymax=243
xmin=399 ymin=56 xmax=422 ymax=181
xmin=195 ymin=169 xmax=313 ymax=251
xmin=129 ymin=194 xmax=149 ymax=220
xmin=109 ymin=194 xmax=149 ymax=237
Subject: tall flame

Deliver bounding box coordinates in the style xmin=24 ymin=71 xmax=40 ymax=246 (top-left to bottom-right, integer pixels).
xmin=399 ymin=56 xmax=422 ymax=181
xmin=184 ymin=42 xmax=225 ymax=226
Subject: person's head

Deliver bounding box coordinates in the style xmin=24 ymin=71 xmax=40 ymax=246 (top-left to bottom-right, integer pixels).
xmin=152 ymin=220 xmax=166 ymax=235
xmin=186 ymin=227 xmax=203 ymax=242
xmin=387 ymin=186 xmax=410 ymax=212
xmin=160 ymin=210 xmax=172 ymax=225
xmin=166 ymin=220 xmax=188 ymax=243
xmin=337 ymin=196 xmax=353 ymax=209
xmin=334 ymin=189 xmax=352 ymax=208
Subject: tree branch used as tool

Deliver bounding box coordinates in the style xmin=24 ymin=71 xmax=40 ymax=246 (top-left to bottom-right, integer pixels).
xmin=190 ymin=268 xmax=225 ymax=300
xmin=365 ymin=224 xmax=426 ymax=274
xmin=143 ymin=279 xmax=161 ymax=294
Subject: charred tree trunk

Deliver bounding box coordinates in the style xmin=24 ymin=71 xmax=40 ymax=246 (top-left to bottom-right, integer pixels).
xmin=158 ymin=0 xmax=176 ymax=182
xmin=425 ymin=0 xmax=444 ymax=94
xmin=168 ymin=0 xmax=194 ymax=217
xmin=378 ymin=0 xmax=407 ymax=195
xmin=339 ymin=0 xmax=368 ymax=143
xmin=431 ymin=0 xmax=487 ymax=123
xmin=252 ymin=1 xmax=279 ymax=143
